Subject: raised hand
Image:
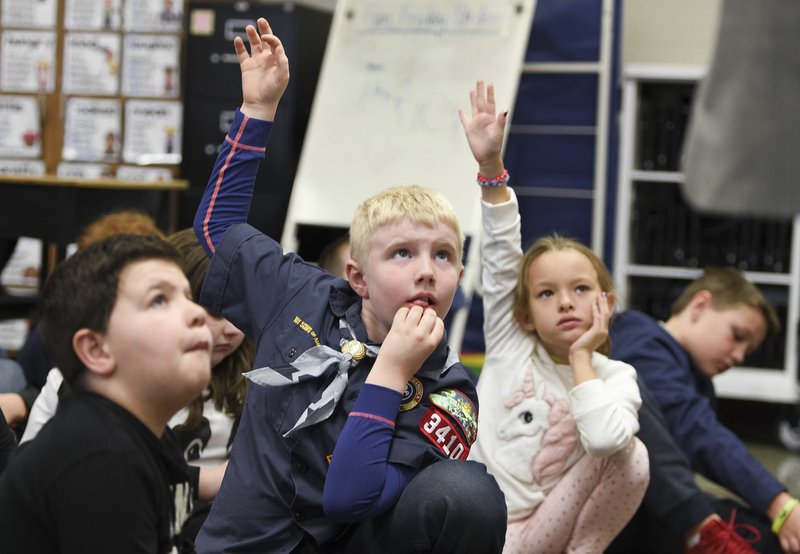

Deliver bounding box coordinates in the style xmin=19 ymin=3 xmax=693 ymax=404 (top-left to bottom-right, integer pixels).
xmin=458 ymin=80 xmax=507 ymax=170
xmin=234 ymin=17 xmax=290 ymax=121
xmin=367 ymin=306 xmax=444 ymax=392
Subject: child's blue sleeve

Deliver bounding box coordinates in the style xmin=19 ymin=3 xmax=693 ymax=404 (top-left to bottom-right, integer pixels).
xmin=193 ymin=109 xmax=273 ymax=257
xmin=323 ymin=384 xmax=415 ymax=521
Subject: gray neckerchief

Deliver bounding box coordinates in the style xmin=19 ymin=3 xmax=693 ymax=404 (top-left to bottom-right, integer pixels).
xmin=244 ymin=320 xmax=379 ymax=437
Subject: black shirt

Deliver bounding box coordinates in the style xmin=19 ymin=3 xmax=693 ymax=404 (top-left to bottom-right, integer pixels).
xmin=0 ymin=390 xmax=195 ymax=553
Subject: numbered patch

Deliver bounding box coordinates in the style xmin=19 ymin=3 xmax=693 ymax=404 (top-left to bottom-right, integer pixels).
xmin=399 ymin=377 xmax=424 ymax=412
xmin=419 ymin=407 xmax=469 ymax=460
xmin=429 ymin=389 xmax=478 ymax=444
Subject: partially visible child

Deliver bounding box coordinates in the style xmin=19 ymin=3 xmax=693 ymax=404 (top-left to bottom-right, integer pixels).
xmin=317 ymin=233 xmax=350 ymax=278
xmin=460 ymin=81 xmax=649 ymax=553
xmin=191 ymin=18 xmax=506 ymax=553
xmin=611 ymin=267 xmax=797 ymax=553
xmin=0 ymin=235 xmax=211 ymax=552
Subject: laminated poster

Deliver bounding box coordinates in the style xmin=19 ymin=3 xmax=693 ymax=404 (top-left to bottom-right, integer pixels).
xmin=123 ymin=99 xmax=182 ymax=165
xmin=122 ymin=34 xmax=180 ymax=98
xmin=0 ymin=95 xmax=41 ymax=158
xmin=0 ymin=159 xmax=45 ymax=176
xmin=62 ymin=32 xmax=121 ymax=96
xmin=65 ymin=0 xmax=122 ymax=31
xmin=57 ymin=162 xmax=113 ymax=179
xmin=124 ymin=0 xmax=184 ymax=32
xmin=62 ymin=97 xmax=121 ymax=162
xmin=1 ymin=0 xmax=57 ymax=29
xmin=0 ymin=31 xmax=57 ymax=93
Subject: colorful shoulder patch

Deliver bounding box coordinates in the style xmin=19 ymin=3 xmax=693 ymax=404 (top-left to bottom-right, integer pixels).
xmin=399 ymin=377 xmax=424 ymax=412
xmin=428 ymin=389 xmax=478 ymax=445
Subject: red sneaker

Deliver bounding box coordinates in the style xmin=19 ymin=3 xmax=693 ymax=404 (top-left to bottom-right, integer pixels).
xmin=685 ymin=509 xmax=760 ymax=554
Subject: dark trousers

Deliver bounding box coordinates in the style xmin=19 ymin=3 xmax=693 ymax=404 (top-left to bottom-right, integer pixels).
xmin=301 ymin=460 xmax=507 ymax=554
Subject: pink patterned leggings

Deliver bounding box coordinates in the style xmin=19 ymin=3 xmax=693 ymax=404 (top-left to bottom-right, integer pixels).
xmin=504 ymin=437 xmax=649 ymax=554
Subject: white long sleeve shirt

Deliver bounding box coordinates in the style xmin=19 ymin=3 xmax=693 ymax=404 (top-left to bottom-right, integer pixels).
xmin=468 ymin=189 xmax=641 ymax=520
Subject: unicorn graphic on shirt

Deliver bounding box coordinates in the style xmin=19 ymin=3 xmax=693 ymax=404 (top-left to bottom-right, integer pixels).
xmin=494 ymin=362 xmax=578 ymax=486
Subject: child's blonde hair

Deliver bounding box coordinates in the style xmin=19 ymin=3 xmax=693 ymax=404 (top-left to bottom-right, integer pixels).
xmin=670 ymin=267 xmax=780 ymax=338
xmin=512 ymin=234 xmax=614 ymax=355
xmin=349 ymin=185 xmax=464 ymax=267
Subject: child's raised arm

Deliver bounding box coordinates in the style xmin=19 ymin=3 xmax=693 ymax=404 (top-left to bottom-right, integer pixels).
xmin=194 ymin=18 xmax=290 ymax=256
xmin=458 ymin=80 xmax=509 ymax=205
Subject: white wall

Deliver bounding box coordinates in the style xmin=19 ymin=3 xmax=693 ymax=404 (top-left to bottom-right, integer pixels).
xmin=622 ymin=0 xmax=722 ymax=67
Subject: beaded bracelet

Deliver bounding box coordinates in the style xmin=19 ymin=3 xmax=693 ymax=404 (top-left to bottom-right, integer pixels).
xmin=477 ymin=168 xmax=509 ymax=188
xmin=772 ymin=497 xmax=799 ymax=534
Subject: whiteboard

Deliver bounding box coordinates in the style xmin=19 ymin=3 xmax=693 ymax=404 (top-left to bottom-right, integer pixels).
xmin=281 ymin=0 xmax=535 ymax=251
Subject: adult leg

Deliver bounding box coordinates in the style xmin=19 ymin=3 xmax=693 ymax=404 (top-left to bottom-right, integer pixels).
xmin=338 ymin=460 xmax=507 ymax=554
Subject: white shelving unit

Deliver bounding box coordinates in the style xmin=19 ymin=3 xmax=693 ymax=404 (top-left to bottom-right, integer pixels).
xmin=613 ymin=64 xmax=800 ymax=405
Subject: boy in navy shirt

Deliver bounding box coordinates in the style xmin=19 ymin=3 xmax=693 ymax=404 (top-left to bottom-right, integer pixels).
xmin=192 ymin=18 xmax=505 ymax=553
xmin=611 ymin=267 xmax=797 ymax=553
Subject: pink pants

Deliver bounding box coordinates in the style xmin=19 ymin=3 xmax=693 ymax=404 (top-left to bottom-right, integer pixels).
xmin=504 ymin=437 xmax=649 ymax=554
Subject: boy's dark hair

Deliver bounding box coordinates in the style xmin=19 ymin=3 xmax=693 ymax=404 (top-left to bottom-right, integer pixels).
xmin=39 ymin=234 xmax=182 ymax=385
xmin=670 ymin=266 xmax=781 ymax=339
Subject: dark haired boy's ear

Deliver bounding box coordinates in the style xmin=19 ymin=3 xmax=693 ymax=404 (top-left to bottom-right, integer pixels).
xmin=345 ymin=259 xmax=369 ymax=299
xmin=73 ymin=329 xmax=115 ymax=377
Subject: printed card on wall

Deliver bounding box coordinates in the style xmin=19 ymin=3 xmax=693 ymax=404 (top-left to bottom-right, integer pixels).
xmin=0 ymin=159 xmax=45 ymax=176
xmin=123 ymin=99 xmax=182 ymax=164
xmin=116 ymin=165 xmax=173 ymax=182
xmin=62 ymin=32 xmax=121 ymax=96
xmin=1 ymin=0 xmax=57 ymax=29
xmin=57 ymin=162 xmax=113 ymax=179
xmin=0 ymin=31 xmax=57 ymax=93
xmin=123 ymin=0 xmax=184 ymax=33
xmin=0 ymin=95 xmax=41 ymax=158
xmin=65 ymin=0 xmax=122 ymax=31
xmin=122 ymin=34 xmax=180 ymax=98
xmin=62 ymin=97 xmax=121 ymax=162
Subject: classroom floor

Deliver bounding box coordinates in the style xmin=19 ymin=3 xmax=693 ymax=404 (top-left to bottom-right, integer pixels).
xmin=706 ymin=399 xmax=800 ymax=498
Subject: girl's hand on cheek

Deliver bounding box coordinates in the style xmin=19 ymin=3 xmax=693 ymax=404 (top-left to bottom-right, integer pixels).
xmin=569 ymin=292 xmax=610 ymax=357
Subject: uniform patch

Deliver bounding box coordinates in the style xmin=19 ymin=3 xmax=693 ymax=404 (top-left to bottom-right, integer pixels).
xmin=399 ymin=377 xmax=424 ymax=412
xmin=428 ymin=389 xmax=477 ymax=444
xmin=419 ymin=407 xmax=469 ymax=460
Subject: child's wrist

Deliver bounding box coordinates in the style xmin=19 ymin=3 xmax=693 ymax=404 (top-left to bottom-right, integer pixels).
xmin=772 ymin=496 xmax=798 ymax=534
xmin=476 ymin=168 xmax=509 ymax=188
xmin=240 ymin=102 xmax=277 ymax=121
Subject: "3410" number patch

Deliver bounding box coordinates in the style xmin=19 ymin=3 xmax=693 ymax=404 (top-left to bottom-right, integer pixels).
xmin=419 ymin=407 xmax=469 ymax=460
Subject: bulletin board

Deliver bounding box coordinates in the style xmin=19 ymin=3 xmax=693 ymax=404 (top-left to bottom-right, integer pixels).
xmin=0 ymin=0 xmax=187 ymax=184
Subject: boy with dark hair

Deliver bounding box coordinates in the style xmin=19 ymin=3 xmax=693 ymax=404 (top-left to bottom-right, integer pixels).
xmin=192 ymin=18 xmax=506 ymax=553
xmin=611 ymin=267 xmax=798 ymax=553
xmin=0 ymin=235 xmax=213 ymax=553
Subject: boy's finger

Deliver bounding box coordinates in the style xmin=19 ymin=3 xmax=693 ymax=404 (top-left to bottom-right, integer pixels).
xmin=233 ymin=36 xmax=249 ymax=64
xmin=257 ymin=17 xmax=272 ymax=36
xmin=261 ymin=35 xmax=286 ymax=59
xmin=246 ymin=25 xmax=262 ymax=54
xmin=487 ymin=83 xmax=495 ymax=108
